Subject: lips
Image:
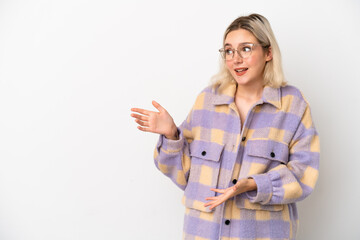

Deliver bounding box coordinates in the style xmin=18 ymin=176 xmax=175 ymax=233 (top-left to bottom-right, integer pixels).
xmin=234 ymin=68 xmax=248 ymax=76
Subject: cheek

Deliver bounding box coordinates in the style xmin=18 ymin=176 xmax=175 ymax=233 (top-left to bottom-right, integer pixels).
xmin=225 ymin=61 xmax=233 ymax=72
xmin=247 ymin=55 xmax=266 ymax=70
xmin=246 ymin=55 xmax=258 ymax=66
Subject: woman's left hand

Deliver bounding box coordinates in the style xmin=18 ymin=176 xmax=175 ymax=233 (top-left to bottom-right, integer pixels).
xmin=204 ymin=178 xmax=257 ymax=210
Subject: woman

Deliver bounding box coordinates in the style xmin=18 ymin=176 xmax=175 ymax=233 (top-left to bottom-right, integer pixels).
xmin=130 ymin=13 xmax=319 ymax=240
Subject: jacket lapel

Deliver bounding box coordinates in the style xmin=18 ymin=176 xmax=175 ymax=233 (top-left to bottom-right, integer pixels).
xmin=210 ymin=81 xmax=282 ymax=110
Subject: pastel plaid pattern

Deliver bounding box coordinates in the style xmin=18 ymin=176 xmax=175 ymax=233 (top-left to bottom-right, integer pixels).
xmin=154 ymin=81 xmax=320 ymax=240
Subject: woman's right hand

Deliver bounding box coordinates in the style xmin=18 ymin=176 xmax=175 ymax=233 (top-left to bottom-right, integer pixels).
xmin=130 ymin=100 xmax=179 ymax=140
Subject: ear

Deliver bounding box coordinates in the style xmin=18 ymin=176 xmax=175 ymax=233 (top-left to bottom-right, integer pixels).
xmin=265 ymin=46 xmax=273 ymax=62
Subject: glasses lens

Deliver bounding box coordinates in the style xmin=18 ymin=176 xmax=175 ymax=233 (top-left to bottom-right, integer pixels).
xmin=238 ymin=44 xmax=252 ymax=58
xmin=224 ymin=48 xmax=234 ymax=60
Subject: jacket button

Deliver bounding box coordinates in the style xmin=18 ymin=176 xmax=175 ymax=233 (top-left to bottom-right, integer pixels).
xmin=201 ymin=151 xmax=207 ymax=156
xmin=242 ymin=137 xmax=246 ymax=141
xmin=270 ymin=152 xmax=275 ymax=158
xmin=232 ymin=179 xmax=237 ymax=184
xmin=225 ymin=220 xmax=230 ymax=225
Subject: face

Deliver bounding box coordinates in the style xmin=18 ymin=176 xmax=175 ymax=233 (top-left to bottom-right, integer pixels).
xmin=224 ymin=29 xmax=272 ymax=86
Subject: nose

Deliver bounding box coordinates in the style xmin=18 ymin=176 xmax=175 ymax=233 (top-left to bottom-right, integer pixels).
xmin=233 ymin=50 xmax=243 ymax=62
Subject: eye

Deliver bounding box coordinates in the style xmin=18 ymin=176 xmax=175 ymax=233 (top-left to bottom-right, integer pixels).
xmin=241 ymin=46 xmax=252 ymax=52
xmin=225 ymin=48 xmax=234 ymax=55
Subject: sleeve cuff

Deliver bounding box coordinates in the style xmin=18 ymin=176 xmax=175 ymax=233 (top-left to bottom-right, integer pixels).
xmin=157 ymin=128 xmax=185 ymax=153
xmin=245 ymin=173 xmax=274 ymax=204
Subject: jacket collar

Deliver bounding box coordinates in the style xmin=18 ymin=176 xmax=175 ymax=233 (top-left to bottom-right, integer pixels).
xmin=211 ymin=81 xmax=282 ymax=109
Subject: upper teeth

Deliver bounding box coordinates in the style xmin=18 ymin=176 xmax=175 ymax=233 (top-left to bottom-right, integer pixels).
xmin=236 ymin=69 xmax=247 ymax=72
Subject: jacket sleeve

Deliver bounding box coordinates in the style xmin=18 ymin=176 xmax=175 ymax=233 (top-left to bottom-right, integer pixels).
xmin=245 ymin=104 xmax=320 ymax=205
xmin=153 ymin=109 xmax=193 ymax=191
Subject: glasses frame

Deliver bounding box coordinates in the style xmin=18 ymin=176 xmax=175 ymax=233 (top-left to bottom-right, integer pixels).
xmin=219 ymin=43 xmax=268 ymax=61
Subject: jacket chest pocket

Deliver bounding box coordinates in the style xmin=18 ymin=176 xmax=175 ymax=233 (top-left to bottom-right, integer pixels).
xmin=182 ymin=140 xmax=224 ymax=212
xmin=243 ymin=139 xmax=289 ymax=174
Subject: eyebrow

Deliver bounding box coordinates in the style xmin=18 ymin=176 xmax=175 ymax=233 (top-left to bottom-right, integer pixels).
xmin=224 ymin=42 xmax=253 ymax=47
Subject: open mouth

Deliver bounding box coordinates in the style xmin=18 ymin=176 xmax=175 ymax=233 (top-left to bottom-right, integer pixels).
xmin=235 ymin=68 xmax=248 ymax=73
xmin=234 ymin=68 xmax=248 ymax=76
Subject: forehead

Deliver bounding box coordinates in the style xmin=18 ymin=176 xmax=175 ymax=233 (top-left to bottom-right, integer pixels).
xmin=224 ymin=29 xmax=258 ymax=46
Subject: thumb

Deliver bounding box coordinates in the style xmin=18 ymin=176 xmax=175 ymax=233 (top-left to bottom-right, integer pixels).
xmin=152 ymin=100 xmax=165 ymax=112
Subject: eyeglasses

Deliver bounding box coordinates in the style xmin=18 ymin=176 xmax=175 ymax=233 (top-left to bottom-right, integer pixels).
xmin=219 ymin=43 xmax=267 ymax=61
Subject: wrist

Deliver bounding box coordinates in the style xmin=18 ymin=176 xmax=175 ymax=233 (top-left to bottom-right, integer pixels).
xmin=233 ymin=178 xmax=257 ymax=194
xmin=245 ymin=178 xmax=257 ymax=191
xmin=165 ymin=126 xmax=178 ymax=140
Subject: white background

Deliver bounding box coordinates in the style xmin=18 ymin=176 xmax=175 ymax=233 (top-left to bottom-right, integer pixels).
xmin=0 ymin=0 xmax=359 ymax=239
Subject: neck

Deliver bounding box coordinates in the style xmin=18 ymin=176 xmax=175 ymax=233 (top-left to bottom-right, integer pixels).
xmin=235 ymin=81 xmax=264 ymax=101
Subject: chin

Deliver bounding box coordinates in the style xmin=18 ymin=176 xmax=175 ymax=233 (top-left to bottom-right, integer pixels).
xmin=233 ymin=77 xmax=251 ymax=86
xmin=232 ymin=75 xmax=262 ymax=87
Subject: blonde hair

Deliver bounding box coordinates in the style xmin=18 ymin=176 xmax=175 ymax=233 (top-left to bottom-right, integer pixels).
xmin=211 ymin=13 xmax=286 ymax=90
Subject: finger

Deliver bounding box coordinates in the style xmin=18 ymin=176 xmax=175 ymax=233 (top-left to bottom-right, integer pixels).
xmin=210 ymin=188 xmax=226 ymax=194
xmin=135 ymin=119 xmax=150 ymax=127
xmin=205 ymin=197 xmax=217 ymax=201
xmin=204 ymin=200 xmax=220 ymax=209
xmin=209 ymin=202 xmax=220 ymax=210
xmin=131 ymin=108 xmax=151 ymax=116
xmin=152 ymin=100 xmax=165 ymax=112
xmin=137 ymin=126 xmax=151 ymax=132
xmin=204 ymin=201 xmax=215 ymax=207
xmin=131 ymin=113 xmax=149 ymax=122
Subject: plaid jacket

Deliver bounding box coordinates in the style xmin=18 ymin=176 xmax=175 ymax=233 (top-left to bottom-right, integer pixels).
xmin=154 ymin=81 xmax=320 ymax=240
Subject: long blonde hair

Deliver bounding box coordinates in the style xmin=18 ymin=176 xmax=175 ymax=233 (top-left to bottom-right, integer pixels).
xmin=211 ymin=13 xmax=286 ymax=91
